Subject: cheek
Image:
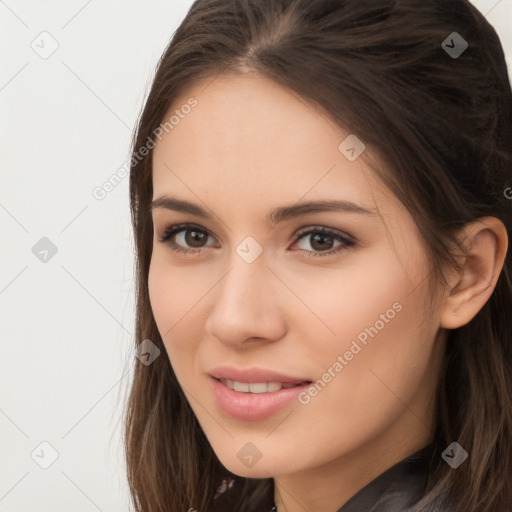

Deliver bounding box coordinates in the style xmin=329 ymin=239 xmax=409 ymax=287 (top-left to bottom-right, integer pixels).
xmin=147 ymin=254 xmax=212 ymax=361
xmin=284 ymin=246 xmax=417 ymax=352
xmin=290 ymin=244 xmax=432 ymax=403
xmin=148 ymin=257 xmax=173 ymax=332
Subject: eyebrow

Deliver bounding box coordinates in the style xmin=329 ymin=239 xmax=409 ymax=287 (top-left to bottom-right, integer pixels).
xmin=149 ymin=195 xmax=377 ymax=224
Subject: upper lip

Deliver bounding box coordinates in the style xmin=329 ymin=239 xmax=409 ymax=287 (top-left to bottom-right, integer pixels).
xmin=209 ymin=366 xmax=312 ymax=384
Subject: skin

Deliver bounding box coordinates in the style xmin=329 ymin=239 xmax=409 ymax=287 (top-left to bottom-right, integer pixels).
xmin=148 ymin=73 xmax=508 ymax=512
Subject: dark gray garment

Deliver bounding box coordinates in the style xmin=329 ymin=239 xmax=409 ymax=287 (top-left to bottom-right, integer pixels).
xmin=335 ymin=443 xmax=446 ymax=512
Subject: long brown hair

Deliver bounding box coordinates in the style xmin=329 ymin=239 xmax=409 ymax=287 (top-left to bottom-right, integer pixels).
xmin=124 ymin=1 xmax=512 ymax=510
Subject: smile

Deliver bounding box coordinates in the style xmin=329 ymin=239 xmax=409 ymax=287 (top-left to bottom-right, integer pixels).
xmin=219 ymin=378 xmax=307 ymax=393
xmin=209 ymin=376 xmax=312 ymax=421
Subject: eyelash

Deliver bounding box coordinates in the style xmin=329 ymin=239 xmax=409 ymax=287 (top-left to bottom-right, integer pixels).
xmin=157 ymin=223 xmax=356 ymax=258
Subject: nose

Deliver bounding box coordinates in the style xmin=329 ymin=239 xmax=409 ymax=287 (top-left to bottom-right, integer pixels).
xmin=205 ymin=255 xmax=287 ymax=348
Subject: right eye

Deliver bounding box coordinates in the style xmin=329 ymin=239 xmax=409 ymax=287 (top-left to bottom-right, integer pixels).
xmin=157 ymin=223 xmax=218 ymax=255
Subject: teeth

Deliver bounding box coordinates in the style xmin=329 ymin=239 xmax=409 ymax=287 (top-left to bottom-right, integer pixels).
xmin=248 ymin=382 xmax=268 ymax=393
xmin=220 ymin=379 xmax=304 ymax=393
xmin=233 ymin=381 xmax=250 ymax=392
xmin=267 ymin=382 xmax=283 ymax=392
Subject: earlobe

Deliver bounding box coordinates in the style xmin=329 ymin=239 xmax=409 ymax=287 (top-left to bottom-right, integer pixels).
xmin=440 ymin=217 xmax=508 ymax=330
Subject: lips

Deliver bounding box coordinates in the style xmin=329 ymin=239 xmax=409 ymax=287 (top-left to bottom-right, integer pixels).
xmin=209 ymin=375 xmax=312 ymax=421
xmin=209 ymin=365 xmax=312 ymax=385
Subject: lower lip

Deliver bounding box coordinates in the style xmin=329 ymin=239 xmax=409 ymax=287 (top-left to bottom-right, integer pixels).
xmin=209 ymin=376 xmax=311 ymax=421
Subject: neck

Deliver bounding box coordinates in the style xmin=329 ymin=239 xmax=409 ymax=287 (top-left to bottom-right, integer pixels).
xmin=272 ymin=429 xmax=432 ymax=512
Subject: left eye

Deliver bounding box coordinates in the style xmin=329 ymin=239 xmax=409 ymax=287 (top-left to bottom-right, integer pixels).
xmin=293 ymin=227 xmax=355 ymax=256
xmin=157 ymin=223 xmax=356 ymax=258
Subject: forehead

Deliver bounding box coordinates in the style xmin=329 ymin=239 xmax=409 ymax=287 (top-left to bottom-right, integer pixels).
xmin=151 ymin=73 xmax=388 ymax=215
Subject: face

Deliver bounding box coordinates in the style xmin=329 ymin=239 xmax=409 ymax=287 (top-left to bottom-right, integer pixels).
xmin=148 ymin=73 xmax=446 ymax=479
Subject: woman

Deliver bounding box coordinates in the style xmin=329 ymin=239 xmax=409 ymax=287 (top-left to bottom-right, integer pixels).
xmin=124 ymin=1 xmax=512 ymax=511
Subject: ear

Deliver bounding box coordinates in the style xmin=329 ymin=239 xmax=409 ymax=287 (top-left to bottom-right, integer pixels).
xmin=440 ymin=217 xmax=508 ymax=329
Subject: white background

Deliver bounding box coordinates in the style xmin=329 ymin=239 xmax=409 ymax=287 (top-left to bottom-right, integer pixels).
xmin=1 ymin=1 xmax=511 ymax=510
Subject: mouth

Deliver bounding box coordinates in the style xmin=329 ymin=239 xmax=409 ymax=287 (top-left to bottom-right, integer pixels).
xmin=208 ymin=375 xmax=313 ymax=421
xmin=209 ymin=365 xmax=312 ymax=387
xmin=213 ymin=377 xmax=312 ymax=393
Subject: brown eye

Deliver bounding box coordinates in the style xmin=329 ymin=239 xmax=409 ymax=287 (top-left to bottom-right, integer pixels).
xmin=157 ymin=223 xmax=356 ymax=258
xmin=292 ymin=227 xmax=356 ymax=258
xmin=158 ymin=223 xmax=216 ymax=254
xmin=182 ymin=228 xmax=208 ymax=248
